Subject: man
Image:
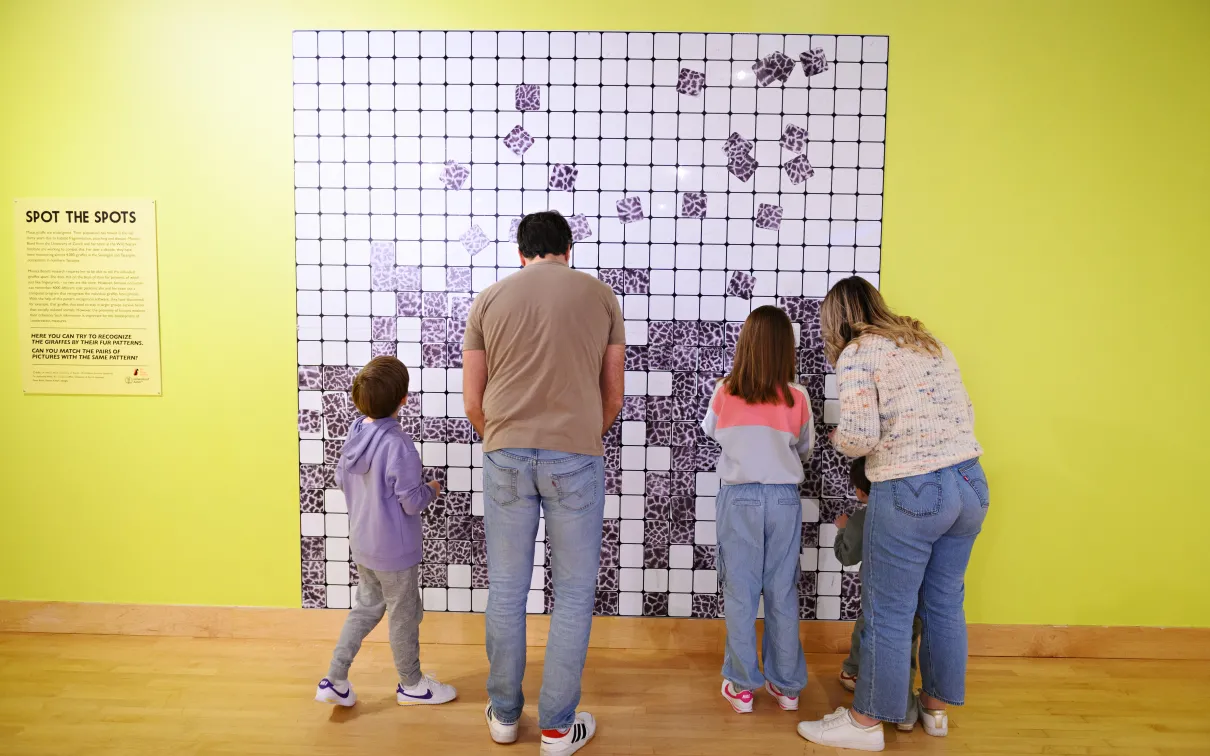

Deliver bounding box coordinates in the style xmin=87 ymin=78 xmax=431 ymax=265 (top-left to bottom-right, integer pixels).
xmin=463 ymin=210 xmax=625 ymax=756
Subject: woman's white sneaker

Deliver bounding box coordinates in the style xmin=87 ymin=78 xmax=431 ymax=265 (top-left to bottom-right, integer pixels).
xmin=396 ymin=673 xmax=457 ymax=705
xmin=540 ymin=712 xmax=595 ymax=756
xmin=485 ymin=703 xmax=519 ymax=744
xmin=764 ymin=682 xmax=799 ymax=711
xmin=797 ymin=707 xmax=885 ymax=752
xmin=720 ymin=680 xmax=754 ymax=713
xmin=918 ymin=697 xmax=949 ymax=736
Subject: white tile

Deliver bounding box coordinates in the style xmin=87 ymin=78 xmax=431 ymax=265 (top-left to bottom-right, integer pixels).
xmin=693 ymin=569 xmax=718 ymax=593
xmin=619 ymin=592 xmax=643 ymax=616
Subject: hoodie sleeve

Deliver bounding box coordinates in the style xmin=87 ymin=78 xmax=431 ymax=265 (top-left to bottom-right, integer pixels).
xmin=387 ymin=436 xmax=435 ymax=516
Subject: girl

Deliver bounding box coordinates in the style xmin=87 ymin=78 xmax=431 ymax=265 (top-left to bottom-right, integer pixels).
xmin=702 ymin=305 xmax=814 ymax=714
xmin=797 ymin=277 xmax=986 ymax=752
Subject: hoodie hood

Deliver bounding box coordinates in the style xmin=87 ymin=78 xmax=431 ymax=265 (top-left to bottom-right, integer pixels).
xmin=340 ymin=417 xmax=399 ymax=475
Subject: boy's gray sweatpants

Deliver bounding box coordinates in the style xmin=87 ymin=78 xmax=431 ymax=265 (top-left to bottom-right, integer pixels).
xmin=327 ymin=564 xmax=423 ymax=687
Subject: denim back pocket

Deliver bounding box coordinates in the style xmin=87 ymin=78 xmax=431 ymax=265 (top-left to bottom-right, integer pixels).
xmin=550 ymin=460 xmax=600 ymax=512
xmin=958 ymin=459 xmax=990 ymax=508
xmin=891 ymin=472 xmax=944 ymax=518
xmin=484 ymin=455 xmax=520 ymax=506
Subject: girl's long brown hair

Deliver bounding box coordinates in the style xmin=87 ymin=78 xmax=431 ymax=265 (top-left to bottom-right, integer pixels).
xmin=725 ymin=305 xmax=797 ymax=407
xmin=821 ymin=276 xmax=941 ymax=366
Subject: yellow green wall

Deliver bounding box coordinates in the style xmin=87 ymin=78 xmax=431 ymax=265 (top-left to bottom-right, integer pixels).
xmin=1 ymin=0 xmax=1207 ymax=625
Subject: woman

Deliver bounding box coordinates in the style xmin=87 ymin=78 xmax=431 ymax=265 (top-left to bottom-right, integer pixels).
xmin=797 ymin=277 xmax=988 ymax=752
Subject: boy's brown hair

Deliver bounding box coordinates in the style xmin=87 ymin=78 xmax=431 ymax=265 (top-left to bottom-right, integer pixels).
xmin=351 ymin=356 xmax=410 ymax=419
xmin=726 ymin=305 xmax=797 ymax=406
xmin=850 ymin=457 xmax=871 ymax=496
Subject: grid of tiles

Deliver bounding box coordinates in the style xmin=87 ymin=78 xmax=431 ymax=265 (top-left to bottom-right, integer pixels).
xmin=293 ymin=30 xmax=888 ymax=619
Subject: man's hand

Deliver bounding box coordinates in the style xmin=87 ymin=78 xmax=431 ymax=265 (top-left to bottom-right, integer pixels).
xmin=835 ymin=513 xmax=849 ymax=529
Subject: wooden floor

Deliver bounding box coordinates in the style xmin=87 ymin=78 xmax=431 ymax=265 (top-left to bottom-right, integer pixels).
xmin=1 ymin=633 xmax=1208 ymax=755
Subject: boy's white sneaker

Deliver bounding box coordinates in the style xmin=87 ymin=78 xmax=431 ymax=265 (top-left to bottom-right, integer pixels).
xmin=720 ymin=680 xmax=754 ymax=713
xmin=315 ymin=678 xmax=357 ymax=707
xmin=540 ymin=712 xmax=596 ymax=755
xmin=764 ymin=681 xmax=799 ymax=711
xmin=918 ymin=696 xmax=949 ymax=736
xmin=396 ymin=673 xmax=457 ymax=705
xmin=485 ymin=703 xmax=519 ymax=744
xmin=797 ymin=707 xmax=885 ymax=752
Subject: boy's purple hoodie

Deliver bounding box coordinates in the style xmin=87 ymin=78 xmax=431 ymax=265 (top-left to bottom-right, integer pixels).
xmin=335 ymin=416 xmax=435 ymax=572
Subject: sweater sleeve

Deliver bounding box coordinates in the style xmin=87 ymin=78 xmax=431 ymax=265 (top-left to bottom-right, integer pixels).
xmin=701 ymin=383 xmax=723 ymax=440
xmin=832 ymin=340 xmax=882 ymax=457
xmin=388 ymin=437 xmax=436 ymax=516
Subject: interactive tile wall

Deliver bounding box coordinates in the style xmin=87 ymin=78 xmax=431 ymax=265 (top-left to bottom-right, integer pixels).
xmin=293 ymin=30 xmax=888 ymax=618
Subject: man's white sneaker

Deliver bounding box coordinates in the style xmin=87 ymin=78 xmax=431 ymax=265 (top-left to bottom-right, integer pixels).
xmin=720 ymin=680 xmax=754 ymax=713
xmin=314 ymin=678 xmax=357 ymax=707
xmin=918 ymin=697 xmax=949 ymax=736
xmin=396 ymin=673 xmax=457 ymax=705
xmin=540 ymin=712 xmax=596 ymax=756
xmin=485 ymin=703 xmax=519 ymax=744
xmin=797 ymin=707 xmax=885 ymax=752
xmin=764 ymin=681 xmax=799 ymax=711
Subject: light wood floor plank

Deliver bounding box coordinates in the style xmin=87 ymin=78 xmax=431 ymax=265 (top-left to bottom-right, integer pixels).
xmin=1 ymin=633 xmax=1207 ymax=755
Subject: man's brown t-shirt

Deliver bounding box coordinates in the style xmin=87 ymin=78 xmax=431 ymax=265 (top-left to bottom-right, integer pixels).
xmin=463 ymin=260 xmax=625 ymax=456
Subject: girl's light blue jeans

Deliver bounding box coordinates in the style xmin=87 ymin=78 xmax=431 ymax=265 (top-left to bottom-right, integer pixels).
xmin=716 ymin=482 xmax=807 ymax=696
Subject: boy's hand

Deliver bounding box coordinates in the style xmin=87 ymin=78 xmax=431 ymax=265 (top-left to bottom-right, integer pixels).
xmin=835 ymin=514 xmax=849 ymax=529
xmin=427 ymin=480 xmax=442 ymax=498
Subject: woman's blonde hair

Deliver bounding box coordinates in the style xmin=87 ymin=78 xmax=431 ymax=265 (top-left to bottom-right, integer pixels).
xmin=821 ymin=277 xmax=941 ymax=366
xmin=726 ymin=305 xmax=797 ymax=406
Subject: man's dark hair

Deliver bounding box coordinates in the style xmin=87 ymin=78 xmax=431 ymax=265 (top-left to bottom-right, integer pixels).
xmin=351 ymin=356 xmax=410 ymax=419
xmin=516 ymin=210 xmax=573 ymax=259
xmin=850 ymin=457 xmax=871 ymax=496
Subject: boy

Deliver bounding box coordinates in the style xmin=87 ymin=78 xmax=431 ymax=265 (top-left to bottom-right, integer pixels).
xmin=314 ymin=356 xmax=457 ymax=708
xmin=833 ymin=457 xmax=921 ymax=731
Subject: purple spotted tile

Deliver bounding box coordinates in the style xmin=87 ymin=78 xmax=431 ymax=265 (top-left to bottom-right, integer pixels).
xmin=302 ymin=584 xmax=326 ymax=608
xmin=616 ymin=196 xmax=645 ymax=224
xmin=672 ymin=445 xmax=696 ymax=471
xmin=300 ymin=489 xmax=324 ymax=513
xmin=595 ymin=591 xmax=619 ymax=616
xmin=473 ymin=540 xmax=487 ymax=565
xmin=699 ymin=322 xmax=724 ymax=347
xmin=394 ymin=265 xmax=420 ymax=291
xmin=371 ymin=316 xmax=396 ymax=341
xmin=399 ymin=414 xmax=421 ymax=438
xmin=646 ymin=472 xmax=671 ymax=497
xmin=598 ymin=268 xmax=625 ymax=295
xmin=700 ymin=347 xmax=725 ymax=374
xmin=503 ymin=124 xmax=533 ymax=156
xmin=401 ymin=393 xmax=422 ymax=417
xmin=439 ymin=160 xmax=469 ymax=190
xmin=723 ymin=131 xmax=754 ymax=158
xmin=672 ymin=421 xmax=697 ymax=447
xmin=673 ymin=321 xmax=699 ymax=345
xmin=301 ymin=560 xmax=324 ymax=587
xmin=548 ymin=163 xmax=578 ymax=191
xmin=801 ymin=47 xmax=830 ymax=77
xmin=646 ymin=421 xmax=672 ymax=446
xmin=781 ymin=123 xmax=809 ymax=154
xmin=677 ymin=67 xmax=705 ymax=96
xmin=647 ymin=346 xmax=673 ymax=371
xmin=371 ymin=264 xmax=395 ymax=292
xmin=460 ymin=224 xmax=490 ymax=256
xmin=670 ymin=495 xmax=695 ymax=522
xmin=625 ymin=345 xmax=648 ymax=371
xmin=322 ymin=391 xmax=353 ymax=417
xmin=597 ymin=567 xmax=619 ymax=592
xmin=301 ymin=535 xmax=325 ymax=562
xmin=447 ymin=539 xmax=471 ymax=565
xmin=624 ymin=268 xmax=650 ymax=294
xmin=692 ymin=544 xmax=716 ymax=570
xmin=568 ymin=213 xmax=593 ymax=242
xmin=298 ymin=366 xmax=321 ymax=390
xmin=370 ymin=240 xmax=395 ymax=268
xmin=421 ymin=318 xmax=446 ymax=343
xmin=798 ymin=593 xmax=817 ymax=620
xmin=755 ymin=203 xmax=783 ymax=231
xmin=648 ymin=321 xmax=675 ymax=345
xmin=605 ymin=468 xmax=622 ymax=495
xmin=449 ymin=418 xmax=474 ymax=444
xmin=670 ymin=521 xmax=695 ymax=545
xmin=728 ymin=271 xmax=756 ymax=299
xmin=449 ymin=293 xmax=473 ymax=320
xmin=644 ymin=546 xmax=670 ymax=571
xmin=604 ymin=444 xmax=621 ymax=470
xmin=300 ymin=464 xmax=326 ymax=490
xmin=370 ymin=342 xmax=394 ymax=358
xmin=446 ymin=267 xmax=471 ymax=292
xmin=727 ymin=151 xmax=758 ymax=182
xmin=505 ymin=216 xmax=522 ymax=243
xmin=691 ymin=593 xmax=720 ymax=618
xmin=671 ymin=472 xmax=695 ymax=496
xmin=695 ymin=440 xmax=721 ymax=470
xmin=471 ymin=564 xmax=489 ymax=588
xmin=725 ymin=322 xmax=743 ymax=349
xmin=672 ymin=346 xmax=699 ymax=371
xmin=326 ymin=411 xmax=355 ymax=440
xmin=785 ymin=154 xmax=815 ymax=185
xmin=447 ymin=316 xmax=467 ymax=345
xmin=752 ymin=51 xmax=795 ymax=87
xmin=446 ymin=493 xmax=471 ymax=519
xmin=395 ymin=291 xmax=420 ymax=317
xmin=422 ymin=342 xmax=447 ymax=368
xmin=680 ymin=191 xmax=707 ymax=218
xmin=622 ymin=396 xmax=646 ymax=421
xmin=645 ymin=494 xmax=671 ymax=520
xmin=799 ymin=346 xmax=831 ymax=376
xmin=515 ymin=84 xmax=541 ymax=111
xmin=646 ymin=396 xmax=675 ymax=421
